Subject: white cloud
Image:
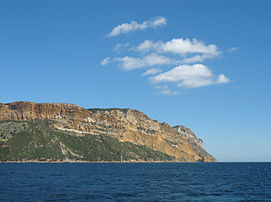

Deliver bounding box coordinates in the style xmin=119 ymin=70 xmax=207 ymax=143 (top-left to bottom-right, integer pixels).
xmin=181 ymin=55 xmax=205 ymax=63
xmin=136 ymin=38 xmax=219 ymax=55
xmin=162 ymin=38 xmax=219 ymax=56
xmin=101 ymin=57 xmax=111 ymax=66
xmin=181 ymin=53 xmax=217 ymax=64
xmin=151 ymin=64 xmax=212 ymax=83
xmin=114 ymin=54 xmax=175 ymax=70
xmin=103 ymin=17 xmax=230 ymax=93
xmin=155 ymin=85 xmax=179 ymax=96
xmin=151 ymin=64 xmax=229 ymax=88
xmin=178 ymin=77 xmax=214 ymax=88
xmin=142 ymin=68 xmax=162 ymax=76
xmin=151 ymin=16 xmax=167 ymax=26
xmin=107 ymin=17 xmax=167 ymax=37
xmin=134 ymin=38 xmax=220 ymax=63
xmin=136 ymin=40 xmax=153 ymax=52
xmin=113 ymin=43 xmax=129 ymax=52
xmin=135 ymin=40 xmax=163 ymax=53
xmin=217 ymin=74 xmax=230 ymax=83
xmin=160 ymin=89 xmax=180 ymax=96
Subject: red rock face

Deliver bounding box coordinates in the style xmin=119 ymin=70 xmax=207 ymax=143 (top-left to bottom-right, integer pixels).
xmin=0 ymin=101 xmax=216 ymax=162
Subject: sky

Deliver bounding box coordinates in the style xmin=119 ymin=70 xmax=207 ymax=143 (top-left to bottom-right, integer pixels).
xmin=0 ymin=0 xmax=271 ymax=162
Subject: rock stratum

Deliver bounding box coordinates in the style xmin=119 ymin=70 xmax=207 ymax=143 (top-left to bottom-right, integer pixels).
xmin=0 ymin=101 xmax=216 ymax=162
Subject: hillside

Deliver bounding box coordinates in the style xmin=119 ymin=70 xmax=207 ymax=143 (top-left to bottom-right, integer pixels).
xmin=0 ymin=101 xmax=216 ymax=162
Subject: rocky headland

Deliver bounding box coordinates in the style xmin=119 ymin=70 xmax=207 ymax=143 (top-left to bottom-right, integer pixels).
xmin=0 ymin=101 xmax=216 ymax=162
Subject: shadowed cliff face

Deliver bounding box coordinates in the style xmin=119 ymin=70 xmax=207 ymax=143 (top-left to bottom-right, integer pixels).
xmin=0 ymin=101 xmax=216 ymax=162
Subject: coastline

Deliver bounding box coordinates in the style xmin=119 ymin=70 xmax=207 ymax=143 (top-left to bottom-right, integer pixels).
xmin=0 ymin=160 xmax=202 ymax=163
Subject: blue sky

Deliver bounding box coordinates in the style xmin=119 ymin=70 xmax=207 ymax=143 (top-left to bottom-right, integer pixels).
xmin=0 ymin=0 xmax=271 ymax=161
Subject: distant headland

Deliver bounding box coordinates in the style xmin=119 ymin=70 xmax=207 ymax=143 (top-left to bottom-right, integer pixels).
xmin=0 ymin=101 xmax=216 ymax=162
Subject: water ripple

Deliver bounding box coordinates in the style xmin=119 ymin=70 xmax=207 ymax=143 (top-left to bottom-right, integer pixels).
xmin=1 ymin=162 xmax=271 ymax=201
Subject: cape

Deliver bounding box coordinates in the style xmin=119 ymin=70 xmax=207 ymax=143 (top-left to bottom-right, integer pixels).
xmin=0 ymin=101 xmax=216 ymax=162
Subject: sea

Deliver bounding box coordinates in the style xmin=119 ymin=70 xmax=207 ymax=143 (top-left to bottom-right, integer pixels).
xmin=1 ymin=162 xmax=271 ymax=201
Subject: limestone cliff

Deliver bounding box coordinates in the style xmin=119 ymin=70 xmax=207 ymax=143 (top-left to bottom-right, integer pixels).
xmin=0 ymin=101 xmax=216 ymax=162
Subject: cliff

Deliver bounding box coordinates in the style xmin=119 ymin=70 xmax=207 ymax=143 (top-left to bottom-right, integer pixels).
xmin=0 ymin=101 xmax=216 ymax=162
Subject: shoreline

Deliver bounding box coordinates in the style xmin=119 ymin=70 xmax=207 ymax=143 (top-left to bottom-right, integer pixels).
xmin=0 ymin=160 xmax=208 ymax=163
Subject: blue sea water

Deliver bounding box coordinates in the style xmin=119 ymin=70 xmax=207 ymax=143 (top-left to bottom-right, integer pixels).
xmin=1 ymin=163 xmax=271 ymax=201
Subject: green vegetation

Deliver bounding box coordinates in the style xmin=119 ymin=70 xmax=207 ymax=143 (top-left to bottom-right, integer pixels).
xmin=0 ymin=120 xmax=175 ymax=162
xmin=0 ymin=120 xmax=29 ymax=140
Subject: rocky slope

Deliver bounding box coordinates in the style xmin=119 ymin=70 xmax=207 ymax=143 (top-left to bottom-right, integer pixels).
xmin=0 ymin=120 xmax=174 ymax=162
xmin=0 ymin=101 xmax=216 ymax=162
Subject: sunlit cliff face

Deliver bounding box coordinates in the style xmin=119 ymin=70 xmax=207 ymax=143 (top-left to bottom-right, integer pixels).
xmin=0 ymin=101 xmax=216 ymax=162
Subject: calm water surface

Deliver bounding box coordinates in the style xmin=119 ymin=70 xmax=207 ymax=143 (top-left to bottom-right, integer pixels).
xmin=1 ymin=163 xmax=271 ymax=201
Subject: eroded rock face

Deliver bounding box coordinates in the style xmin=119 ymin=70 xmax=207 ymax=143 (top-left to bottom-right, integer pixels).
xmin=0 ymin=101 xmax=216 ymax=162
xmin=173 ymin=125 xmax=203 ymax=148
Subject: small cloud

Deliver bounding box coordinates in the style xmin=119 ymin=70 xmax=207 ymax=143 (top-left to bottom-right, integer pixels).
xmin=113 ymin=54 xmax=176 ymax=70
xmin=101 ymin=57 xmax=111 ymax=66
xmin=151 ymin=64 xmax=229 ymax=88
xmin=160 ymin=89 xmax=179 ymax=96
xmin=142 ymin=68 xmax=162 ymax=76
xmin=162 ymin=38 xmax=219 ymax=56
xmin=181 ymin=53 xmax=218 ymax=64
xmin=135 ymin=40 xmax=163 ymax=53
xmin=136 ymin=40 xmax=153 ymax=52
xmin=155 ymin=85 xmax=179 ymax=96
xmin=217 ymin=74 xmax=230 ymax=83
xmin=150 ymin=16 xmax=167 ymax=27
xmin=107 ymin=16 xmax=167 ymax=37
xmin=227 ymin=47 xmax=239 ymax=52
xmin=134 ymin=38 xmax=220 ymax=63
xmin=181 ymin=55 xmax=205 ymax=63
xmin=113 ymin=43 xmax=129 ymax=52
